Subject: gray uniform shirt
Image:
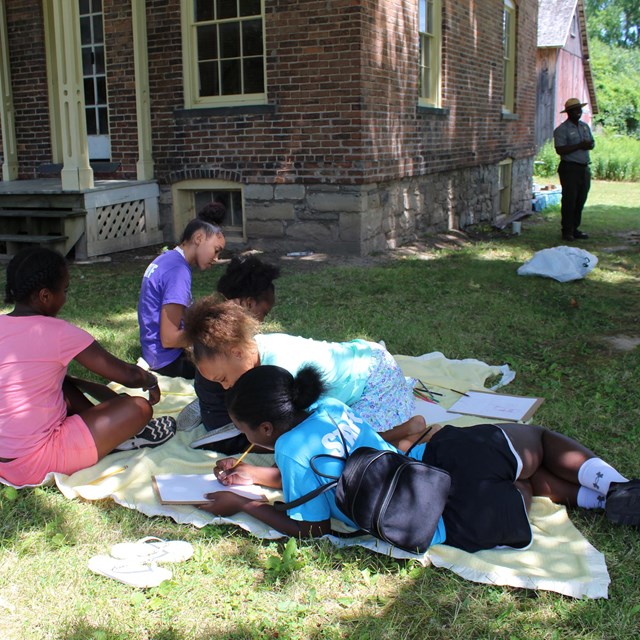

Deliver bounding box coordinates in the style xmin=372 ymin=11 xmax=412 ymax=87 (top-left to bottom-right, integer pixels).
xmin=553 ymin=119 xmax=594 ymax=165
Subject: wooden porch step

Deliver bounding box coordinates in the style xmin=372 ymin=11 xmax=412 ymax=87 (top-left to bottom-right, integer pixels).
xmin=0 ymin=234 xmax=68 ymax=244
xmin=0 ymin=209 xmax=86 ymax=219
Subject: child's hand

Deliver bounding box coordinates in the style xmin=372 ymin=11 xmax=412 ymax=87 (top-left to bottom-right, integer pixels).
xmin=142 ymin=374 xmax=161 ymax=406
xmin=147 ymin=385 xmax=161 ymax=405
xmin=199 ymin=491 xmax=251 ymax=517
xmin=214 ymin=458 xmax=254 ymax=485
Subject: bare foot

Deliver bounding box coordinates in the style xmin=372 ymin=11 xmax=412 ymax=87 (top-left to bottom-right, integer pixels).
xmin=404 ymin=415 xmax=427 ymax=437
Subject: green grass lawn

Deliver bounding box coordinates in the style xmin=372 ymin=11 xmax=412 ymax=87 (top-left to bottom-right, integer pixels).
xmin=1 ymin=181 xmax=640 ymax=640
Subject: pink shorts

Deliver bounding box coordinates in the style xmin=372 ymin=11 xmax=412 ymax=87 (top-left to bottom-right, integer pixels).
xmin=0 ymin=415 xmax=98 ymax=487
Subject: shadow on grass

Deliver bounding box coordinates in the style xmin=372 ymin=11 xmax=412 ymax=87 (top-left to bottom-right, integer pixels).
xmin=60 ymin=620 xmax=252 ymax=640
xmin=0 ymin=486 xmax=66 ymax=547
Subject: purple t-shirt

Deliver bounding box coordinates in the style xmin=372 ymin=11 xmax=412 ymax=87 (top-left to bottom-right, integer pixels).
xmin=138 ymin=249 xmax=192 ymax=370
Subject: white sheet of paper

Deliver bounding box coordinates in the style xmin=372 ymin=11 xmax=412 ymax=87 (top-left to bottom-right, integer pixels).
xmin=448 ymin=391 xmax=543 ymax=422
xmin=412 ymin=397 xmax=463 ymax=423
xmin=152 ymin=473 xmax=266 ymax=504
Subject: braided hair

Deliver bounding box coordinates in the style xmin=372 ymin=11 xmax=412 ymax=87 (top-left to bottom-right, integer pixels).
xmin=4 ymin=247 xmax=67 ymax=305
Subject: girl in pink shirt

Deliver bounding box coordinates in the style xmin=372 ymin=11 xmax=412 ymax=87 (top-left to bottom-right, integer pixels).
xmin=0 ymin=248 xmax=175 ymax=486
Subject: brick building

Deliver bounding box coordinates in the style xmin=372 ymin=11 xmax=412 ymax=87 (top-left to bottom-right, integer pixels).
xmin=0 ymin=0 xmax=537 ymax=257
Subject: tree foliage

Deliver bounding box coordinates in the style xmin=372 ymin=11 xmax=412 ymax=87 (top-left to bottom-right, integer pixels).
xmin=586 ymin=0 xmax=640 ymax=48
xmin=586 ymin=1 xmax=640 ymax=137
xmin=589 ymin=39 xmax=640 ymax=136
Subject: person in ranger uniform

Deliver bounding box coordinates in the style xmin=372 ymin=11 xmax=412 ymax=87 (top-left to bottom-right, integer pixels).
xmin=553 ymin=98 xmax=595 ymax=241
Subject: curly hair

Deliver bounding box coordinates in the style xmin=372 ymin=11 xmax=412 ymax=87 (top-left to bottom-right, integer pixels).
xmin=183 ymin=297 xmax=260 ymax=362
xmin=216 ymin=255 xmax=280 ymax=301
xmin=4 ymin=247 xmax=67 ymax=304
xmin=197 ymin=201 xmax=227 ymax=227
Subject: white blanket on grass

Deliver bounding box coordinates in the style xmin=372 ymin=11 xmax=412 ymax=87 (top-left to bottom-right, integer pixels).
xmin=7 ymin=352 xmax=610 ymax=598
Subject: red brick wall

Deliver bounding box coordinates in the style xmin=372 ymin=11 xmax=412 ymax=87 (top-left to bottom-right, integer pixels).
xmin=144 ymin=0 xmax=368 ymax=185
xmin=359 ymin=0 xmax=537 ymax=180
xmin=3 ymin=3 xmax=51 ymax=179
xmin=1 ymin=1 xmax=537 ymax=186
xmin=145 ymin=0 xmax=536 ymax=187
xmin=102 ymin=0 xmax=138 ymax=178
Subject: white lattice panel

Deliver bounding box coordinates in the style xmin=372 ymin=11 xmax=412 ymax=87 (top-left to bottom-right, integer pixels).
xmin=96 ymin=200 xmax=147 ymax=240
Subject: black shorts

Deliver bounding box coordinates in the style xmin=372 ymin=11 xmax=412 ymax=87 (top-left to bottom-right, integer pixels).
xmin=423 ymin=424 xmax=532 ymax=553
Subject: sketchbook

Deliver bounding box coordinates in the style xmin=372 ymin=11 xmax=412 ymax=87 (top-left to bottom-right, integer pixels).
xmin=152 ymin=473 xmax=267 ymax=505
xmin=448 ymin=390 xmax=544 ymax=422
xmin=190 ymin=423 xmax=241 ymax=449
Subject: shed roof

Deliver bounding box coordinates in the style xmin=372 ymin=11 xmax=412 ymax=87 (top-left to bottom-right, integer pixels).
xmin=538 ymin=0 xmax=578 ymax=48
xmin=537 ymin=0 xmax=598 ymax=113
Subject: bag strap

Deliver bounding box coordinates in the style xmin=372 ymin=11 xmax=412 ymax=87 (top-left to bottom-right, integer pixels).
xmin=273 ymin=477 xmax=338 ymax=511
xmin=405 ymin=426 xmax=433 ymax=457
xmin=273 ymin=414 xmax=349 ymax=512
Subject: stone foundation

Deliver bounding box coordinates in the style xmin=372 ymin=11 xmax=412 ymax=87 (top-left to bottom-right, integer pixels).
xmin=242 ymin=158 xmax=533 ymax=255
xmin=161 ymin=157 xmax=533 ymax=256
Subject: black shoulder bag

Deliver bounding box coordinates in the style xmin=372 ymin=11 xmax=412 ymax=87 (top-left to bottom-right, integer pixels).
xmin=275 ymin=421 xmax=451 ymax=554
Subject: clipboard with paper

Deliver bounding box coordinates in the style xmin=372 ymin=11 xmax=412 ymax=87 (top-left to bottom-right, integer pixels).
xmin=447 ymin=390 xmax=544 ymax=422
xmin=152 ymin=473 xmax=267 ymax=505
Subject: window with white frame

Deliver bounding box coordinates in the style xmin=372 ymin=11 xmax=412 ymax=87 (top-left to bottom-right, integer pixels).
xmin=502 ymin=0 xmax=516 ymax=113
xmin=79 ymin=0 xmax=110 ymax=159
xmin=181 ymin=0 xmax=266 ymax=107
xmin=418 ymin=0 xmax=442 ymax=107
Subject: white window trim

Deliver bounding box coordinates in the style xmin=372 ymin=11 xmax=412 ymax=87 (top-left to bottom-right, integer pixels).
xmin=180 ymin=0 xmax=267 ymax=108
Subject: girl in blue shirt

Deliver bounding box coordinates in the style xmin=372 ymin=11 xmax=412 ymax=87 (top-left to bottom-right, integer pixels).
xmin=201 ymin=365 xmax=640 ymax=551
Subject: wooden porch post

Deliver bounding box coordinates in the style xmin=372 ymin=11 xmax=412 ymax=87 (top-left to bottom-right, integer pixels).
xmin=49 ymin=0 xmax=93 ymax=191
xmin=0 ymin=0 xmax=18 ymax=181
xmin=132 ymin=0 xmax=154 ymax=180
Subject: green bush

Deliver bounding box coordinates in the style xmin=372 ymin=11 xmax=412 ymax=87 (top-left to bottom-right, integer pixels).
xmin=533 ymin=140 xmax=559 ymax=178
xmin=591 ymin=132 xmax=640 ymax=181
xmin=534 ymin=132 xmax=640 ymax=181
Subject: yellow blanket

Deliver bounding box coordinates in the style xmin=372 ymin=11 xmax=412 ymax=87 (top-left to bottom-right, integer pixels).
xmin=49 ymin=353 xmax=609 ymax=598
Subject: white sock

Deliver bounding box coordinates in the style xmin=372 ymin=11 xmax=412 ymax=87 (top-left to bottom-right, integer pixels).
xmin=577 ymin=486 xmax=606 ymax=510
xmin=577 ymin=457 xmax=627 ymax=496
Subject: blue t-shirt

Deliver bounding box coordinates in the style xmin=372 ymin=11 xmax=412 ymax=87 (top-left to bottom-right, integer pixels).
xmin=275 ymin=397 xmax=446 ymax=548
xmin=138 ymin=249 xmax=192 ymax=370
xmin=256 ymin=334 xmax=374 ymax=406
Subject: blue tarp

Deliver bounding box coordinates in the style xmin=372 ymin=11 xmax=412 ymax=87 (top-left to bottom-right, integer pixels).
xmin=532 ymin=189 xmax=561 ymax=211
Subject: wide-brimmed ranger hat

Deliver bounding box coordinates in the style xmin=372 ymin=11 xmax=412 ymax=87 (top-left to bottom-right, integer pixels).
xmin=561 ymin=98 xmax=587 ymax=113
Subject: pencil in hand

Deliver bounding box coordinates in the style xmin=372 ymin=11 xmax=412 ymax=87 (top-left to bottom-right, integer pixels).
xmin=217 ymin=444 xmax=255 ymax=481
xmin=228 ymin=443 xmax=255 ymax=471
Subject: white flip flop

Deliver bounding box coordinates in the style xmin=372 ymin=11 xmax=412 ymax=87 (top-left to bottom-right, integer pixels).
xmin=109 ymin=536 xmax=194 ymax=563
xmin=88 ymin=555 xmax=172 ymax=588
